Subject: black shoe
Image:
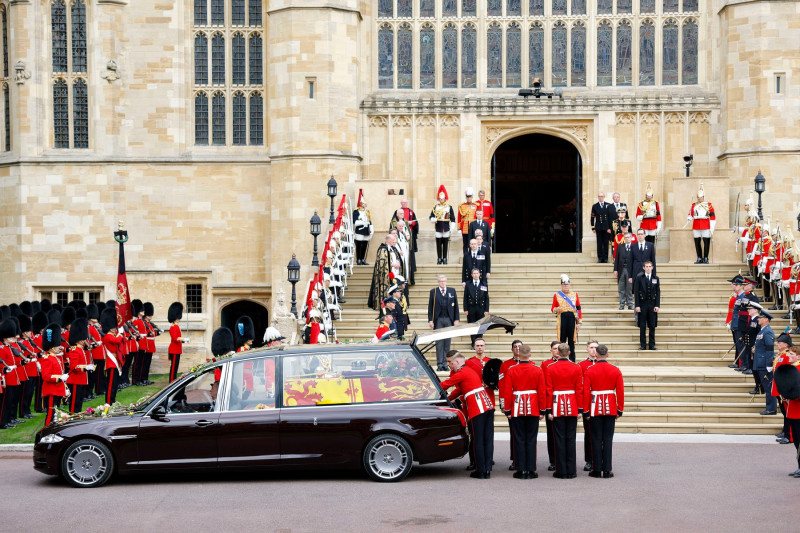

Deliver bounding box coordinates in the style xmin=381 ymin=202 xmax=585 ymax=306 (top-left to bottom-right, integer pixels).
xmin=528 ymin=471 xmax=538 ymax=479
xmin=0 ymin=424 xmax=17 ymax=429
xmin=443 ymin=258 xmax=447 ymax=264
xmin=777 ymin=438 xmax=790 ymax=444
xmin=695 ymin=257 xmax=703 ymax=264
xmin=627 ymin=306 xmax=633 ymax=310
xmin=603 ymin=471 xmax=614 ymax=478
xmin=789 ymin=469 xmax=800 ymax=476
xmin=649 ymin=346 xmax=657 ymax=351
xmin=748 ymin=389 xmax=759 ymax=395
xmin=639 ymin=345 xmax=646 ymax=350
xmin=548 ymin=464 xmax=555 ymax=471
xmin=792 ymin=328 xmax=800 ymax=335
xmin=513 ymin=471 xmax=526 ymax=479
xmin=776 ymin=432 xmax=785 ymax=438
xmin=793 ymin=471 xmax=800 ymax=478
xmin=23 ymin=414 xmax=34 ymax=419
xmin=465 ymin=463 xmax=475 ymax=471
xmin=743 ymin=369 xmax=753 ymax=375
xmin=469 ymin=471 xmax=483 ymax=479
xmin=768 ymin=304 xmax=779 ymax=310
xmin=508 ymin=463 xmax=516 ymax=471
xmin=584 ymin=462 xmax=592 ymax=471
xmin=552 ymin=472 xmax=564 ymax=479
xmin=437 ymin=258 xmax=442 ymax=265
xmin=782 ymin=314 xmax=791 ymax=320
xmin=588 ymin=471 xmax=602 ymax=478
xmin=566 ymin=473 xmax=577 ymax=479
xmin=728 ymin=364 xmax=738 ymax=368
xmin=619 ymin=305 xmax=624 ymax=310
xmin=759 ymin=410 xmax=777 ymax=415
xmin=703 ymin=258 xmax=709 ymax=264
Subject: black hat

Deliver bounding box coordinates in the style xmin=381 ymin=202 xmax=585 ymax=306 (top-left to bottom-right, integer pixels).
xmin=132 ymin=299 xmax=144 ymax=316
xmin=96 ymin=301 xmax=107 ymax=314
xmin=0 ymin=319 xmax=16 ymax=339
xmin=211 ymin=327 xmax=235 ymax=357
xmin=167 ymin=302 xmax=183 ymax=323
xmin=69 ymin=318 xmax=89 ymax=345
xmin=234 ymin=316 xmax=255 ymax=348
xmin=32 ymin=311 xmax=48 ymax=333
xmin=727 ymin=274 xmax=745 ymax=284
xmin=7 ymin=316 xmax=20 ymax=336
xmin=61 ymin=306 xmax=76 ymax=328
xmin=100 ymin=307 xmax=118 ymax=334
xmin=382 ymin=296 xmax=397 ymax=305
xmin=144 ymin=302 xmax=155 ymax=317
xmin=9 ymin=303 xmax=21 ymax=317
xmin=47 ymin=309 xmax=62 ymax=327
xmin=41 ymin=323 xmax=62 ymax=351
xmin=742 ymin=276 xmax=757 ymax=286
xmin=31 ymin=301 xmax=41 ymax=314
xmin=776 ymin=333 xmax=793 ymax=347
xmin=19 ymin=301 xmax=33 ymax=316
xmin=0 ymin=305 xmax=7 ymax=320
xmin=86 ymin=304 xmax=99 ymax=321
xmin=67 ymin=300 xmax=81 ymax=310
xmin=774 ymin=364 xmax=800 ymax=401
xmin=18 ymin=314 xmax=32 ymax=334
xmin=76 ymin=308 xmax=88 ymax=319
xmin=106 ymin=300 xmax=116 ymax=310
xmin=41 ymin=299 xmax=52 ymax=312
xmin=53 ymin=303 xmax=63 ymax=312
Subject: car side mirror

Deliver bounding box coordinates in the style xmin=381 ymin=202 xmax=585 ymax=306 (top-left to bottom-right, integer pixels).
xmin=150 ymin=405 xmax=168 ymax=420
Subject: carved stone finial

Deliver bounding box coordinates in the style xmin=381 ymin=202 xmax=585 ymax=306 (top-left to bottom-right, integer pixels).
xmin=101 ymin=60 xmax=120 ymax=83
xmin=273 ymin=288 xmax=292 ymax=318
xmin=14 ymin=60 xmax=31 ymax=85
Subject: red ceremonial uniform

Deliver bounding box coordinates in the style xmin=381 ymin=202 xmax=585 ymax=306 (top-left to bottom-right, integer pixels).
xmin=781 ymin=247 xmax=796 ymax=282
xmin=465 ymin=356 xmax=494 ymax=404
xmin=40 ymin=354 xmax=67 ymax=398
xmin=497 ymin=357 xmax=518 ymax=412
xmin=476 ymin=199 xmax=494 ymax=228
xmin=439 ymin=365 xmax=494 ymax=419
xmin=583 ymin=361 xmax=625 ymax=416
xmin=169 ymin=324 xmax=183 ymax=356
xmin=636 ymin=201 xmax=662 ymax=231
xmin=21 ymin=339 xmax=40 ymax=378
xmin=0 ymin=344 xmax=21 ymax=387
xmin=102 ymin=332 xmax=123 ymax=371
xmin=374 ymin=322 xmax=391 ymax=341
xmin=504 ymin=362 xmax=547 ymax=417
xmin=134 ymin=317 xmax=148 ymax=352
xmin=89 ymin=323 xmax=104 ymax=361
xmin=747 ymin=223 xmax=761 ymax=256
xmin=66 ymin=348 xmax=89 ymax=386
xmin=143 ymin=320 xmax=157 ymax=354
xmin=545 ymin=359 xmax=583 ymax=417
xmin=725 ymin=291 xmax=740 ymax=326
xmin=579 ymin=357 xmax=597 ymax=374
xmin=688 ymin=202 xmax=716 ymax=230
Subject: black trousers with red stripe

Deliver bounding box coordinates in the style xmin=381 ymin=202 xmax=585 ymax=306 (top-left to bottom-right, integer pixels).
xmin=19 ymin=378 xmax=35 ymax=417
xmin=511 ymin=416 xmax=539 ymax=473
xmin=133 ymin=350 xmax=146 ymax=384
xmin=789 ymin=418 xmax=800 ymax=469
xmin=583 ymin=416 xmax=593 ymax=464
xmin=589 ymin=415 xmax=616 ymax=473
xmin=43 ymin=395 xmax=62 ymax=426
xmin=468 ymin=410 xmax=495 ymax=474
xmin=545 ymin=415 xmax=555 ymax=466
xmin=552 ymin=415 xmax=578 ymax=476
xmin=67 ymin=384 xmax=84 ymax=414
xmin=169 ymin=354 xmax=181 ymax=383
xmin=94 ymin=359 xmax=106 ymax=396
xmin=142 ymin=352 xmax=154 ymax=382
xmin=105 ymin=370 xmax=118 ymax=404
xmin=1 ymin=385 xmax=20 ymax=426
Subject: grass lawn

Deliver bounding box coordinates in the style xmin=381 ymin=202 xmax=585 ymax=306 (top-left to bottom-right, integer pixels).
xmin=0 ymin=374 xmax=169 ymax=445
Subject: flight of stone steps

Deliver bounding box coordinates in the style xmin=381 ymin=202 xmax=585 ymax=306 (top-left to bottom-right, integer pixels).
xmin=335 ymin=255 xmax=789 ymax=435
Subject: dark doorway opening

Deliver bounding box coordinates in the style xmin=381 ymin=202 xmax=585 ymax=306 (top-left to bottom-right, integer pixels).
xmin=491 ymin=133 xmax=582 ymax=253
xmin=220 ymin=300 xmax=269 ymax=349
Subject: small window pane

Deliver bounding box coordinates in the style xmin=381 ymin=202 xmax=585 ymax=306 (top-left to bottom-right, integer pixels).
xmin=597 ymin=0 xmax=612 ymax=14
xmin=53 ymin=79 xmax=69 ymax=148
xmin=597 ymin=21 xmax=612 ymax=86
xmin=683 ymin=0 xmax=698 ymax=11
xmin=442 ymin=0 xmax=457 ymax=17
xmin=420 ymin=26 xmax=436 ymax=89
xmin=662 ymin=21 xmax=679 ymax=85
xmin=88 ymin=292 xmax=100 ymax=305
xmin=186 ymin=283 xmax=203 ymax=313
xmin=228 ymin=359 xmax=277 ymax=411
xmin=249 ymin=34 xmax=263 ymax=85
xmin=553 ymin=0 xmax=567 ymax=15
xmin=486 ymin=24 xmax=502 ymax=88
xmin=3 ymin=8 xmax=9 ymax=77
xmin=639 ymin=21 xmax=655 ymax=85
xmin=616 ymin=20 xmax=632 ymax=86
xmin=379 ymin=0 xmax=393 ymax=17
xmin=461 ymin=24 xmax=477 ymax=89
xmin=487 ymin=0 xmax=501 ymax=15
xmin=232 ymin=93 xmax=246 ymax=145
xmin=442 ymin=24 xmax=457 ymax=88
xmin=529 ymin=24 xmax=544 ymax=84
xmin=463 ymin=0 xmax=476 ymax=16
xmin=248 ymin=0 xmax=262 ymax=26
xmin=571 ymin=23 xmax=586 ymax=86
xmin=529 ymin=0 xmax=544 ymax=16
xmin=195 ymin=93 xmax=209 ymax=145
xmin=552 ymin=23 xmax=567 ymax=86
xmin=4 ymin=84 xmax=10 ymax=151
xmin=682 ymin=19 xmax=698 ymax=85
xmin=194 ymin=0 xmax=207 ymax=25
xmin=572 ymin=0 xmax=586 ymax=15
xmin=212 ymin=34 xmax=225 ymax=84
xmin=397 ymin=25 xmax=412 ymax=89
xmin=56 ymin=291 xmax=69 ymax=307
xmin=506 ymin=24 xmax=521 ymax=88
xmin=194 ymin=34 xmax=208 ymax=85
xmin=640 ymin=0 xmax=655 ymax=13
xmin=398 ymin=0 xmax=412 ymax=17
xmin=249 ymin=93 xmax=263 ymax=145
xmin=663 ymin=0 xmax=678 ymax=12
xmin=52 ymin=0 xmax=68 ymax=73
xmin=212 ymin=93 xmax=225 ymax=145
xmin=72 ymin=79 xmax=88 ymax=148
xmin=232 ymin=33 xmax=246 ymax=85
xmin=232 ymin=0 xmax=245 ymax=25
xmin=211 ymin=0 xmax=224 ymax=24
xmin=617 ymin=0 xmax=632 ymax=13
xmin=420 ymin=0 xmax=435 ymax=17
xmin=507 ymin=0 xmax=521 ymax=16
xmin=72 ymin=291 xmax=84 ymax=303
xmin=378 ymin=25 xmax=393 ymax=89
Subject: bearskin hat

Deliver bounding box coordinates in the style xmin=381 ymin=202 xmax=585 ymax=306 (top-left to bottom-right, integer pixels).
xmin=19 ymin=301 xmax=33 ymax=317
xmin=76 ymin=307 xmax=88 ymax=319
xmin=61 ymin=306 xmax=76 ymax=328
xmin=40 ymin=299 xmax=52 ymax=312
xmin=211 ymin=327 xmax=235 ymax=357
xmin=167 ymin=302 xmax=183 ymax=323
xmin=0 ymin=305 xmax=7 ymax=320
xmin=47 ymin=309 xmax=62 ymax=327
xmin=32 ymin=311 xmax=48 ymax=334
xmin=6 ymin=316 xmax=20 ymax=336
xmin=86 ymin=304 xmax=99 ymax=321
xmin=106 ymin=300 xmax=116 ymax=310
xmin=144 ymin=302 xmax=155 ymax=317
xmin=9 ymin=303 xmax=21 ymax=317
xmin=100 ymin=308 xmax=118 ymax=335
xmin=67 ymin=300 xmax=80 ymax=310
xmin=41 ymin=323 xmax=62 ymax=351
xmin=96 ymin=301 xmax=107 ymax=314
xmin=132 ymin=299 xmax=144 ymax=316
xmin=69 ymin=318 xmax=89 ymax=345
xmin=52 ymin=303 xmax=63 ymax=312
xmin=18 ymin=313 xmax=32 ymax=334
xmin=31 ymin=301 xmax=41 ymax=314
xmin=234 ymin=316 xmax=255 ymax=348
xmin=0 ymin=319 xmax=16 ymax=339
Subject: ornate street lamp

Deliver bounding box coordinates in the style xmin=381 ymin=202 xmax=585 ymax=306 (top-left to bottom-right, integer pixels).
xmin=754 ymin=170 xmax=766 ymax=221
xmin=287 ymin=253 xmax=300 ymax=317
xmin=310 ymin=211 xmax=322 ymax=266
xmin=327 ymin=175 xmax=338 ymax=224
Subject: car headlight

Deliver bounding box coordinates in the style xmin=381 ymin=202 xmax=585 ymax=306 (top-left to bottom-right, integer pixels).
xmin=39 ymin=434 xmax=64 ymax=444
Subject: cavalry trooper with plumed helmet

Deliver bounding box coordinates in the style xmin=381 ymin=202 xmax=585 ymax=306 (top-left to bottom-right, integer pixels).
xmin=687 ymin=183 xmax=716 ymax=264
xmin=635 ymin=182 xmax=662 ymax=245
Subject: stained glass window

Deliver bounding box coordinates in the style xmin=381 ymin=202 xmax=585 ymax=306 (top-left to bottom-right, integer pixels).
xmin=212 ymin=92 xmax=225 ymax=145
xmin=443 ymin=0 xmax=457 ymax=17
xmin=553 ymin=0 xmax=567 ymax=15
xmin=3 ymin=8 xmax=9 ymax=77
xmin=616 ymin=20 xmax=632 ymax=85
xmin=597 ymin=0 xmax=612 ymax=14
xmin=420 ymin=25 xmax=436 ymax=89
xmin=249 ymin=0 xmax=262 ymax=25
xmin=212 ymin=33 xmax=225 ymax=84
xmin=461 ymin=24 xmax=477 ymax=88
xmin=3 ymin=84 xmax=9 ymax=151
xmin=53 ymin=79 xmax=69 ymax=148
xmin=72 ymin=78 xmax=88 ymax=148
xmin=487 ymin=24 xmax=502 ymax=87
xmin=420 ymin=0 xmax=435 ymax=17
xmin=249 ymin=34 xmax=263 ymax=84
xmin=52 ymin=0 xmax=68 ymax=73
xmin=378 ymin=25 xmax=393 ymax=89
xmin=682 ymin=19 xmax=698 ymax=84
xmin=663 ymin=0 xmax=678 ymax=12
xmin=442 ymin=23 xmax=457 ymax=88
xmin=71 ymin=0 xmax=86 ymax=73
xmin=249 ymin=92 xmax=263 ymax=145
xmin=488 ymin=0 xmax=502 ymax=16
xmin=571 ymin=22 xmax=586 ymax=86
xmin=211 ymin=0 xmax=224 ymax=25
xmin=572 ymin=0 xmax=586 ymax=15
xmin=618 ymin=0 xmax=632 ymax=13
xmin=597 ymin=21 xmax=612 ymax=86
xmin=662 ymin=20 xmax=678 ymax=85
xmin=639 ymin=20 xmax=655 ymax=85
xmin=529 ymin=23 xmax=544 ymax=84
xmin=232 ymin=92 xmax=246 ymax=145
xmin=398 ymin=0 xmax=412 ymax=17
xmin=195 ymin=92 xmax=208 ymax=145
xmin=379 ymin=0 xmax=393 ymax=17
xmin=552 ymin=22 xmax=567 ymax=86
xmin=232 ymin=33 xmax=245 ymax=85
xmin=232 ymin=0 xmax=245 ymax=25
xmin=463 ymin=0 xmax=476 ymax=16
xmin=507 ymin=0 xmax=521 ymax=16
xmin=506 ymin=23 xmax=521 ymax=88
xmin=194 ymin=0 xmax=207 ymax=26
xmin=530 ymin=0 xmax=544 ymax=16
xmin=683 ymin=0 xmax=698 ymax=11
xmin=194 ymin=33 xmax=208 ymax=85
xmin=398 ymin=24 xmax=413 ymax=89
xmin=640 ymin=0 xmax=655 ymax=13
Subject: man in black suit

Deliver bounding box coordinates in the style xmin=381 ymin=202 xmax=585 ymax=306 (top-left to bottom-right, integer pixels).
xmin=609 ymin=192 xmax=628 ymax=221
xmin=634 ymin=261 xmax=660 ymax=350
xmin=462 ymin=239 xmax=489 ymax=285
xmin=631 ymin=228 xmax=656 ymax=280
xmin=613 ymin=232 xmax=635 ymax=310
xmin=591 ymin=192 xmax=613 ymax=263
xmin=474 ymin=231 xmax=491 ymax=278
xmin=463 ymin=268 xmax=490 ymax=347
xmin=468 ymin=209 xmax=491 ymax=244
xmin=428 ymin=275 xmax=460 ymax=370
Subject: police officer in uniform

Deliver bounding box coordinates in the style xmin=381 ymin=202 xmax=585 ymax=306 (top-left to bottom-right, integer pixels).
xmin=591 ymin=192 xmax=613 ymax=263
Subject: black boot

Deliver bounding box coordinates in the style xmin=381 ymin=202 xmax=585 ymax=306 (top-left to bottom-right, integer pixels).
xmin=702 ymin=237 xmax=711 ymax=263
xmin=435 ymin=238 xmax=443 ymax=264
xmin=694 ymin=238 xmax=703 ymax=263
xmin=442 ymin=238 xmax=449 ymax=264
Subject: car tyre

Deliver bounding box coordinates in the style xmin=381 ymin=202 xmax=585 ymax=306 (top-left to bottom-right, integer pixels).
xmin=60 ymin=439 xmax=115 ymax=488
xmin=363 ymin=434 xmax=413 ymax=482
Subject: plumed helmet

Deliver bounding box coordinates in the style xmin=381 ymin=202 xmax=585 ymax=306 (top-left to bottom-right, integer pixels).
xmin=19 ymin=301 xmax=33 ymax=317
xmin=464 ymin=187 xmax=474 ymax=198
xmin=41 ymin=323 xmax=62 ymax=351
xmin=211 ymin=327 xmax=235 ymax=357
xmin=18 ymin=313 xmax=32 ymax=334
xmin=61 ymin=306 xmax=76 ymax=328
xmin=357 ymin=189 xmax=366 ymax=208
xmin=744 ymin=193 xmax=754 ymax=209
xmin=437 ymin=184 xmax=448 ymax=202
xmin=32 ymin=311 xmax=48 ymax=333
xmin=144 ymin=302 xmax=155 ymax=317
xmin=100 ymin=308 xmax=118 ymax=334
xmin=132 ymin=299 xmax=144 ymax=316
xmin=69 ymin=318 xmax=89 ymax=345
xmin=697 ymin=183 xmax=705 ymax=199
xmin=167 ymin=302 xmax=183 ymax=323
xmin=40 ymin=299 xmax=52 ymax=313
xmin=0 ymin=319 xmax=16 ymax=339
xmin=86 ymin=304 xmax=99 ymax=321
xmin=645 ymin=182 xmax=654 ymax=198
xmin=234 ymin=316 xmax=255 ymax=348
xmin=263 ymin=326 xmax=285 ymax=344
xmin=47 ymin=309 xmax=62 ymax=328
xmin=560 ymin=274 xmax=570 ymax=284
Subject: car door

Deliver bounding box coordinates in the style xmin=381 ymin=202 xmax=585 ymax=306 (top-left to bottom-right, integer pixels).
xmin=216 ymin=356 xmax=281 ymax=468
xmin=137 ymin=368 xmax=220 ymax=469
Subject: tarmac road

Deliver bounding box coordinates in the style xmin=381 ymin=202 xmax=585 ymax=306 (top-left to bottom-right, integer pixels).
xmin=2 ymin=437 xmax=796 ymax=532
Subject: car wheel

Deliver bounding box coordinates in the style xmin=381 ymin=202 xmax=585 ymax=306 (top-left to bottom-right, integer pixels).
xmin=363 ymin=434 xmax=413 ymax=482
xmin=60 ymin=439 xmax=115 ymax=488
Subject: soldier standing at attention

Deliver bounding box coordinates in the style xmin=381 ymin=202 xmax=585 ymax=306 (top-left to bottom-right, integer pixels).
xmin=541 ymin=341 xmax=561 ymax=472
xmin=503 ymin=344 xmax=546 ymax=479
xmin=634 ymin=261 xmax=660 ymax=351
xmin=458 ymin=188 xmax=478 ymax=261
xmin=545 ymin=343 xmax=584 ymax=479
xmin=591 ymin=192 xmax=613 ymax=263
xmin=687 ymin=184 xmax=716 ymax=264
xmin=498 ymin=340 xmax=522 ymax=470
xmin=430 ymin=186 xmax=455 ymax=265
xmin=551 ymin=274 xmax=582 ymax=361
xmin=579 ymin=339 xmax=599 ymax=472
xmin=635 ymin=183 xmax=663 ymax=245
xmin=463 ymin=268 xmax=490 ymax=348
xmin=583 ymin=344 xmax=624 ymax=479
xmin=167 ymin=302 xmax=189 ymax=383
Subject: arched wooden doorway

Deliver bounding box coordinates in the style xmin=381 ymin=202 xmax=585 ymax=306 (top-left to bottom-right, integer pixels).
xmin=220 ymin=300 xmax=269 ymax=348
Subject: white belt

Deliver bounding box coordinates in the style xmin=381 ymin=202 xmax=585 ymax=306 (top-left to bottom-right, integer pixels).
xmin=591 ymin=390 xmax=615 ymax=396
xmin=554 ymin=390 xmax=575 ymax=395
xmin=591 ymin=390 xmax=616 ymax=416
xmin=514 ymin=389 xmax=537 ymax=396
xmin=465 ymin=387 xmax=485 ymax=397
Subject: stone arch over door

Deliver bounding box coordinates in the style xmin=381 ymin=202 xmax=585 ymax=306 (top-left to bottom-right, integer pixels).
xmin=220 ymin=299 xmax=269 ymax=348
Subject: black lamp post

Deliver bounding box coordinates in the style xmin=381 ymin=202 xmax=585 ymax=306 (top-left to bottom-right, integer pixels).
xmin=309 ymin=211 xmax=322 ymax=266
xmin=287 ymin=253 xmax=300 ymax=317
xmin=796 ymin=210 xmax=800 ymax=232
xmin=754 ymin=170 xmax=766 ymax=221
xmin=327 ymin=175 xmax=338 ymax=224
xmin=683 ymin=154 xmax=693 ymax=177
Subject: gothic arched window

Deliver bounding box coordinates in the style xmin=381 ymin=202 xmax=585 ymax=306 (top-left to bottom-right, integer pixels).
xmin=211 ymin=0 xmax=224 ymax=25
xmin=420 ymin=0 xmax=435 ymax=17
xmin=682 ymin=18 xmax=698 ymax=84
xmin=212 ymin=33 xmax=225 ymax=84
xmin=597 ymin=0 xmax=612 ymax=15
xmin=420 ymin=24 xmax=436 ymax=89
xmin=640 ymin=0 xmax=655 ymax=14
xmin=462 ymin=23 xmax=477 ymax=88
xmin=572 ymin=0 xmax=586 ymax=16
xmin=571 ymin=22 xmax=586 ymax=86
xmin=3 ymin=83 xmax=9 ymax=151
xmin=442 ymin=23 xmax=457 ymax=88
xmin=72 ymin=78 xmax=88 ymax=148
xmin=2 ymin=6 xmax=7 ymax=77
xmin=507 ymin=23 xmax=521 ymax=88
xmin=487 ymin=23 xmax=502 ymax=87
xmin=52 ymin=0 xmax=68 ymax=73
xmin=662 ymin=19 xmax=679 ymax=85
xmin=488 ymin=0 xmax=502 ymax=16
xmin=248 ymin=0 xmax=261 ymax=25
xmin=212 ymin=92 xmax=225 ymax=145
xmin=378 ymin=24 xmax=394 ymax=88
xmin=397 ymin=23 xmax=413 ymax=88
xmin=195 ymin=92 xmax=208 ymax=145
xmin=398 ymin=0 xmax=412 ymax=17
xmin=194 ymin=33 xmax=208 ymax=85
xmin=553 ymin=0 xmax=567 ymax=16
xmin=552 ymin=21 xmax=567 ymax=86
xmin=53 ymin=79 xmax=69 ymax=148
xmin=508 ymin=0 xmax=521 ymax=16
xmin=249 ymin=34 xmax=263 ymax=84
xmin=639 ymin=19 xmax=655 ymax=85
xmin=530 ymin=0 xmax=544 ymax=16
xmin=529 ymin=22 xmax=544 ymax=84
xmin=443 ymin=0 xmax=457 ymax=17
xmin=249 ymin=92 xmax=263 ymax=145
xmin=194 ymin=0 xmax=207 ymax=25
xmin=71 ymin=0 xmax=86 ymax=73
xmin=232 ymin=0 xmax=245 ymax=25
xmin=232 ymin=33 xmax=246 ymax=85
xmin=616 ymin=20 xmax=632 ymax=85
xmin=597 ymin=21 xmax=612 ymax=86
xmin=232 ymin=91 xmax=246 ymax=145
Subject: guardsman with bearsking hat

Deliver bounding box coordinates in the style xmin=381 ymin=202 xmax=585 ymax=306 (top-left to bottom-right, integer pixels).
xmin=231 ymin=316 xmax=255 ymax=395
xmin=100 ymin=307 xmax=123 ymax=404
xmin=635 ymin=182 xmax=662 ymax=245
xmin=167 ymin=302 xmax=188 ymax=383
xmin=430 ymin=185 xmax=455 ymax=265
xmin=458 ymin=187 xmax=478 ymax=261
xmin=687 ymin=183 xmax=716 ymax=264
xmin=17 ymin=313 xmax=41 ymax=419
xmin=141 ymin=302 xmax=160 ymax=386
xmin=353 ymin=189 xmax=374 ymax=265
xmin=0 ymin=319 xmax=24 ymax=428
xmin=39 ymin=322 xmax=67 ymax=426
xmin=65 ymin=318 xmax=93 ymax=414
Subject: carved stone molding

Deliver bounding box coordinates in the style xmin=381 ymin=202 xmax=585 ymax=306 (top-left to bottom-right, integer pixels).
xmin=415 ymin=115 xmax=436 ymax=127
xmin=689 ymin=111 xmax=710 ymax=124
xmin=439 ymin=115 xmax=460 ymax=127
xmin=640 ymin=112 xmax=661 ymax=125
xmin=665 ymin=111 xmax=686 ymax=124
xmin=101 ymin=60 xmax=119 ymax=83
xmin=616 ymin=112 xmax=636 ymax=125
xmin=561 ymin=125 xmax=587 ymax=141
xmin=391 ymin=115 xmax=413 ymax=127
xmin=486 ymin=126 xmax=514 ymax=143
xmin=14 ymin=60 xmax=30 ymax=85
xmin=368 ymin=116 xmax=388 ymax=127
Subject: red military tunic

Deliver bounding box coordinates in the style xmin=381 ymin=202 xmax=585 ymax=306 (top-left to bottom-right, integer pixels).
xmin=144 ymin=320 xmax=158 ymax=354
xmin=40 ymin=353 xmax=67 ymax=397
xmin=583 ymin=360 xmax=625 ymax=417
xmin=497 ymin=357 xmax=518 ymax=412
xmin=440 ymin=365 xmax=494 ymax=420
xmin=134 ymin=317 xmax=148 ymax=352
xmin=0 ymin=344 xmax=21 ymax=387
xmin=12 ymin=343 xmax=28 ymax=383
xmin=168 ymin=324 xmax=183 ymax=356
xmin=504 ymin=361 xmax=547 ymax=418
xmin=465 ymin=356 xmax=494 ymax=405
xmin=544 ymin=358 xmax=583 ymax=417
xmin=579 ymin=357 xmax=597 ymax=374
xmin=771 ymin=351 xmax=791 ymax=398
xmin=21 ymin=339 xmax=40 ymax=379
xmin=725 ymin=290 xmax=740 ymax=326
xmin=636 ymin=201 xmax=662 ymax=231
xmin=66 ymin=347 xmax=89 ymax=386
xmin=102 ymin=332 xmax=124 ymax=372
xmin=476 ymin=199 xmax=494 ymax=228
xmin=688 ymin=202 xmax=716 ymax=230
xmin=89 ymin=323 xmax=105 ymax=361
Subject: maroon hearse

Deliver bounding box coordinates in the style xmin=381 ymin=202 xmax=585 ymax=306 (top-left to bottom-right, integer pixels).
xmin=33 ymin=317 xmax=516 ymax=487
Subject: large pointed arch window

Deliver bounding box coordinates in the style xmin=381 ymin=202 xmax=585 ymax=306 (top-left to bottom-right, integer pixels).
xmin=597 ymin=21 xmax=613 ymax=86
xmin=529 ymin=22 xmax=544 ymax=84
xmin=487 ymin=23 xmax=502 ymax=88
xmin=442 ymin=23 xmax=457 ymax=88
xmin=51 ymin=0 xmax=89 ymax=149
xmin=552 ymin=22 xmax=567 ymax=87
xmin=506 ymin=23 xmax=521 ymax=88
xmin=682 ymin=19 xmax=698 ymax=84
xmin=662 ymin=19 xmax=679 ymax=85
xmin=420 ymin=24 xmax=436 ymax=89
xmin=639 ymin=19 xmax=655 ymax=85
xmin=398 ymin=23 xmax=413 ymax=89
xmin=571 ymin=22 xmax=586 ymax=87
xmin=461 ymin=23 xmax=477 ymax=88
xmin=616 ymin=20 xmax=632 ymax=85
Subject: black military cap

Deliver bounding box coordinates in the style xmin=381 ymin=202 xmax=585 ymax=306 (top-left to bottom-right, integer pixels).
xmin=776 ymin=333 xmax=793 ymax=347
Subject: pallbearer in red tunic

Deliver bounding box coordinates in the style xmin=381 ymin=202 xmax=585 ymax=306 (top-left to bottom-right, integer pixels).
xmin=65 ymin=318 xmax=92 ymax=414
xmin=583 ymin=344 xmax=624 ymax=478
xmin=40 ymin=323 xmax=68 ymax=426
xmin=167 ymin=302 xmax=188 ymax=383
xmin=498 ymin=340 xmax=522 ymax=468
xmin=503 ymin=344 xmax=546 ymax=479
xmin=551 ymin=274 xmax=582 ymax=361
xmin=687 ymin=184 xmax=716 ymax=264
xmin=579 ymin=340 xmax=599 ymax=472
xmin=544 ymin=343 xmax=584 ymax=479
xmin=100 ymin=308 xmax=123 ymax=404
xmin=541 ymin=341 xmax=560 ymax=471
xmin=440 ymin=350 xmax=494 ymax=479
